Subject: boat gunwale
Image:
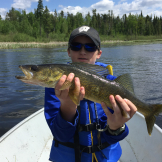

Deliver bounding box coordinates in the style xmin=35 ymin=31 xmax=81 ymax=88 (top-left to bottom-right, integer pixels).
xmin=0 ymin=108 xmax=44 ymax=142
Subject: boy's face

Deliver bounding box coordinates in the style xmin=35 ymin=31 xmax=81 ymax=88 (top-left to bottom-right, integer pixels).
xmin=67 ymin=35 xmax=102 ymax=64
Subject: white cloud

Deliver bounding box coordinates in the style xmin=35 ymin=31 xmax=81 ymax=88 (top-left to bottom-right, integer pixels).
xmin=116 ymin=0 xmax=162 ymax=17
xmin=58 ymin=0 xmax=162 ymax=18
xmin=91 ymin=0 xmax=114 ymax=11
xmin=11 ymin=0 xmax=38 ymax=9
xmin=60 ymin=5 xmax=86 ymax=15
xmin=0 ymin=8 xmax=7 ymax=19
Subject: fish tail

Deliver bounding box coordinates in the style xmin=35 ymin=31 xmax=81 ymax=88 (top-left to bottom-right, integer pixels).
xmin=145 ymin=104 xmax=162 ymax=136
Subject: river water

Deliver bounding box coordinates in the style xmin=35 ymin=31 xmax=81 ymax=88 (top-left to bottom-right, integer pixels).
xmin=0 ymin=43 xmax=162 ymax=137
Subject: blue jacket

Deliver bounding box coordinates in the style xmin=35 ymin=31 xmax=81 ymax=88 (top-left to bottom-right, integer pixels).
xmin=44 ymin=62 xmax=129 ymax=162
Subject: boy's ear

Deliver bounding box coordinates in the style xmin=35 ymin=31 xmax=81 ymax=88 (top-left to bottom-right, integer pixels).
xmin=96 ymin=50 xmax=102 ymax=59
xmin=67 ymin=49 xmax=71 ymax=57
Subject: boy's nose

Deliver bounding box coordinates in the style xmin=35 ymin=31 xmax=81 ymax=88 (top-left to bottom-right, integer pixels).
xmin=80 ymin=46 xmax=86 ymax=54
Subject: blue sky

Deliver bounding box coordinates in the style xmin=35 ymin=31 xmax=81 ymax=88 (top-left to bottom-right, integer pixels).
xmin=0 ymin=0 xmax=162 ymax=19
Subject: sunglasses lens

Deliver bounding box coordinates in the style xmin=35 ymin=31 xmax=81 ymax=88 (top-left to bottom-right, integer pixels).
xmin=70 ymin=43 xmax=82 ymax=51
xmin=84 ymin=44 xmax=97 ymax=52
xmin=70 ymin=43 xmax=97 ymax=52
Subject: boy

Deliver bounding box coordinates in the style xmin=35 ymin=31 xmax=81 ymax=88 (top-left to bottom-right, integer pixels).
xmin=44 ymin=26 xmax=137 ymax=162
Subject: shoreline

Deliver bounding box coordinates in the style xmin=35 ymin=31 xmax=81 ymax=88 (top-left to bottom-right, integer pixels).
xmin=0 ymin=39 xmax=162 ymax=49
xmin=0 ymin=41 xmax=68 ymax=49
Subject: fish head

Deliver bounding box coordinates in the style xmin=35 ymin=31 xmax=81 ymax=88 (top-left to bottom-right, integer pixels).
xmin=15 ymin=64 xmax=64 ymax=87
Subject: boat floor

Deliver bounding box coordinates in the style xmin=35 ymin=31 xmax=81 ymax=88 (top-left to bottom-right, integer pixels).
xmin=38 ymin=136 xmax=52 ymax=162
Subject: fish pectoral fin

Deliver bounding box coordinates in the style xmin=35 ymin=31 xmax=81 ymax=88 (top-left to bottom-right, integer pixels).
xmin=68 ymin=89 xmax=80 ymax=106
xmin=59 ymin=80 xmax=72 ymax=90
xmin=114 ymin=74 xmax=135 ymax=94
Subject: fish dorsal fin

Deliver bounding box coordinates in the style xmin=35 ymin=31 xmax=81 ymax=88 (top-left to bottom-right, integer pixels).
xmin=70 ymin=62 xmax=110 ymax=76
xmin=114 ymin=74 xmax=135 ymax=94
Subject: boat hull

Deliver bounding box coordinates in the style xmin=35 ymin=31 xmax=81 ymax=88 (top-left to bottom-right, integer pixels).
xmin=0 ymin=109 xmax=162 ymax=162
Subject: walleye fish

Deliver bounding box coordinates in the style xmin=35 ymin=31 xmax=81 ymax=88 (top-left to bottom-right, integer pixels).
xmin=15 ymin=62 xmax=162 ymax=135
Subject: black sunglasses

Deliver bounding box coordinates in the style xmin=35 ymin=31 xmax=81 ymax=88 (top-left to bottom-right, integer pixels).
xmin=69 ymin=42 xmax=98 ymax=52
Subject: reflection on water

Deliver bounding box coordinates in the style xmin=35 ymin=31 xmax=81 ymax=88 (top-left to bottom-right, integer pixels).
xmin=0 ymin=44 xmax=162 ymax=137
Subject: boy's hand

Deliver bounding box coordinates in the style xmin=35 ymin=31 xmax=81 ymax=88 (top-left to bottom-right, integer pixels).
xmin=101 ymin=95 xmax=137 ymax=130
xmin=55 ymin=73 xmax=85 ymax=122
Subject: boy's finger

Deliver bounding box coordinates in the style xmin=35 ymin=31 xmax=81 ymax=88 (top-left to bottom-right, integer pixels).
xmin=101 ymin=102 xmax=112 ymax=118
xmin=73 ymin=77 xmax=80 ymax=100
xmin=55 ymin=75 xmax=67 ymax=89
xmin=79 ymin=86 xmax=85 ymax=100
xmin=109 ymin=95 xmax=122 ymax=116
xmin=124 ymin=99 xmax=137 ymax=118
xmin=55 ymin=75 xmax=67 ymax=96
xmin=60 ymin=73 xmax=75 ymax=98
xmin=115 ymin=95 xmax=130 ymax=118
xmin=66 ymin=73 xmax=75 ymax=82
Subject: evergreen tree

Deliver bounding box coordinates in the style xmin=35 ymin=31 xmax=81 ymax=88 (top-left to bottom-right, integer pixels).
xmin=60 ymin=11 xmax=64 ymax=18
xmin=0 ymin=17 xmax=2 ymax=33
xmin=123 ymin=14 xmax=128 ymax=35
xmin=127 ymin=14 xmax=138 ymax=37
xmin=27 ymin=12 xmax=36 ymax=27
xmin=96 ymin=13 xmax=101 ymax=32
xmin=37 ymin=0 xmax=44 ymax=36
xmin=75 ymin=12 xmax=84 ymax=27
xmin=19 ymin=10 xmax=32 ymax=35
xmin=51 ymin=9 xmax=57 ymax=33
xmin=91 ymin=9 xmax=97 ymax=29
xmin=138 ymin=14 xmax=145 ymax=35
xmin=145 ymin=15 xmax=152 ymax=35
xmin=85 ymin=12 xmax=91 ymax=26
xmin=141 ymin=11 xmax=143 ymax=17
xmin=114 ymin=16 xmax=121 ymax=35
xmin=160 ymin=16 xmax=162 ymax=34
xmin=6 ymin=7 xmax=21 ymax=22
xmin=61 ymin=18 xmax=68 ymax=35
xmin=1 ymin=20 xmax=15 ymax=34
xmin=100 ymin=14 xmax=109 ymax=35
xmin=43 ymin=6 xmax=52 ymax=37
xmin=66 ymin=13 xmax=76 ymax=33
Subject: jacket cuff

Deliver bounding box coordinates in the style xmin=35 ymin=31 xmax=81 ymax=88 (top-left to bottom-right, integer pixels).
xmin=102 ymin=124 xmax=129 ymax=144
xmin=56 ymin=109 xmax=79 ymax=128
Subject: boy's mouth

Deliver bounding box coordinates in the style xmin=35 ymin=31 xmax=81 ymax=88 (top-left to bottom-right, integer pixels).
xmin=78 ymin=58 xmax=88 ymax=60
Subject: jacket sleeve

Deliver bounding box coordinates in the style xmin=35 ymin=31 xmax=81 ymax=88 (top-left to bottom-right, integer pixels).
xmin=44 ymin=87 xmax=79 ymax=142
xmin=99 ymin=112 xmax=129 ymax=144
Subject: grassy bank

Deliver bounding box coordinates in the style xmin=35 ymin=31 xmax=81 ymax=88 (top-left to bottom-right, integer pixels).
xmin=0 ymin=33 xmax=162 ymax=49
xmin=0 ymin=42 xmax=67 ymax=49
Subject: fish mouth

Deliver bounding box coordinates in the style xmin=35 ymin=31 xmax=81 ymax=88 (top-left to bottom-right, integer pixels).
xmin=15 ymin=65 xmax=33 ymax=80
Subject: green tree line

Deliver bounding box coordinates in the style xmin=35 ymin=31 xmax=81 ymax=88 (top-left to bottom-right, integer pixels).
xmin=0 ymin=0 xmax=162 ymax=42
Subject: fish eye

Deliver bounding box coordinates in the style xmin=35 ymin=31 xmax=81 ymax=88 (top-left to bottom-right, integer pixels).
xmin=31 ymin=65 xmax=38 ymax=71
